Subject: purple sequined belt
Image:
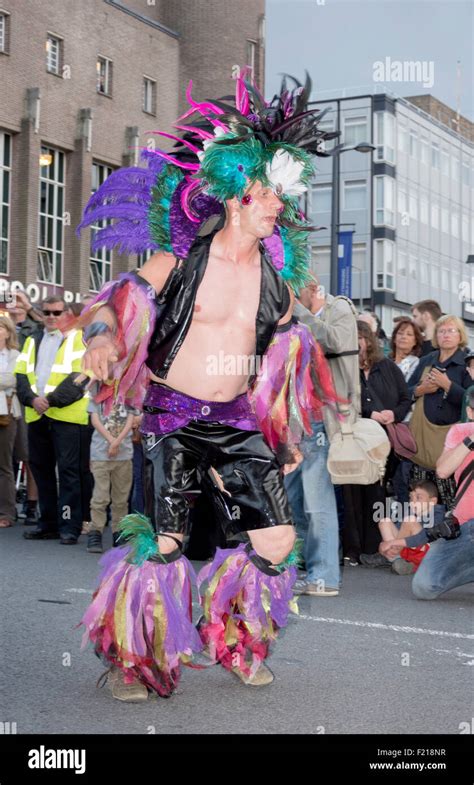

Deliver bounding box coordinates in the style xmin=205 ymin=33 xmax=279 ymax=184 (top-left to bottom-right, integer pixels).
xmin=141 ymin=383 xmax=258 ymax=435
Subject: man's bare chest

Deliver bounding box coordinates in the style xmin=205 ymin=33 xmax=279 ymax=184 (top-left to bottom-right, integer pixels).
xmin=192 ymin=257 xmax=262 ymax=328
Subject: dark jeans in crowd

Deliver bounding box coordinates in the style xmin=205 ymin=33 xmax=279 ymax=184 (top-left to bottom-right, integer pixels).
xmin=342 ymin=481 xmax=386 ymax=559
xmin=27 ymin=416 xmax=86 ymax=539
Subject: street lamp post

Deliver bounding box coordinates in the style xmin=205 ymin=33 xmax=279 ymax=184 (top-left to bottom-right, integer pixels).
xmin=329 ymin=116 xmax=375 ymax=296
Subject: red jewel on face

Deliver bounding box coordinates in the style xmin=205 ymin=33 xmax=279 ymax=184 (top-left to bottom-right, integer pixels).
xmin=241 ymin=194 xmax=253 ymax=205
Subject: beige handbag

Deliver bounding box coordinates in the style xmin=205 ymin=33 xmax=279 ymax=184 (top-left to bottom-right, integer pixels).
xmin=409 ymin=368 xmax=451 ymax=470
xmin=327 ymin=416 xmax=391 ymax=485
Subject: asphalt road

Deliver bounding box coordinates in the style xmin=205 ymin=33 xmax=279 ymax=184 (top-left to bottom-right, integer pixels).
xmin=1 ymin=523 xmax=473 ymax=735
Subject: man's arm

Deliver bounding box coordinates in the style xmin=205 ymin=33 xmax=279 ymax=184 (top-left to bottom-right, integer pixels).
xmin=293 ymin=298 xmax=355 ymax=355
xmin=82 ymin=251 xmax=177 ymax=381
xmin=436 ymin=430 xmax=474 ymax=479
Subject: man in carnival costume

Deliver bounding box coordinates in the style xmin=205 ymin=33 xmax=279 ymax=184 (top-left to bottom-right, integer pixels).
xmin=71 ymin=70 xmax=341 ymax=701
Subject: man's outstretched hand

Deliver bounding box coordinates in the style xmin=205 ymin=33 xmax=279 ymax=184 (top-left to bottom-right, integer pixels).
xmin=82 ymin=336 xmax=119 ymax=382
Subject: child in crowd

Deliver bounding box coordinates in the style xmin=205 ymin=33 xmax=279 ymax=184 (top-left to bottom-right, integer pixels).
xmin=87 ymin=397 xmax=135 ymax=554
xmin=361 ymin=480 xmax=445 ymax=574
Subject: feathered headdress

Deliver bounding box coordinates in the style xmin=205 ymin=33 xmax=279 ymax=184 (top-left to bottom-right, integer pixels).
xmin=78 ymin=70 xmax=340 ymax=291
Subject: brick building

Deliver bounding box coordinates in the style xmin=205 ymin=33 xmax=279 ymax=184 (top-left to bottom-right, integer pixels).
xmin=0 ymin=0 xmax=264 ymax=301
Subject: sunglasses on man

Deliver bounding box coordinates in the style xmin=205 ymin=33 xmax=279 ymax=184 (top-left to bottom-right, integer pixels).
xmin=42 ymin=309 xmax=64 ymax=316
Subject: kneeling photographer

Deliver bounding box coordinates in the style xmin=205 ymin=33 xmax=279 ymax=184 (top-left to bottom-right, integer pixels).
xmin=380 ymin=386 xmax=474 ymax=599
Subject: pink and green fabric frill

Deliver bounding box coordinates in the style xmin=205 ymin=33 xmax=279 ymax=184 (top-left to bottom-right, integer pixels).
xmin=59 ymin=272 xmax=156 ymax=415
xmin=249 ymin=320 xmax=342 ymax=452
xmin=197 ymin=544 xmax=298 ymax=680
xmin=79 ymin=545 xmax=203 ymax=698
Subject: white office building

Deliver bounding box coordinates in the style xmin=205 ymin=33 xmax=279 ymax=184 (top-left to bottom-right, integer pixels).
xmin=307 ymin=91 xmax=474 ymax=341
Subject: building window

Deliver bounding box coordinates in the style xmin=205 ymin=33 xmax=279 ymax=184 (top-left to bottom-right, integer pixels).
xmin=420 ymin=259 xmax=429 ymax=284
xmin=375 ymin=112 xmax=394 ymax=163
xmin=397 ymin=187 xmax=408 ymax=217
xmin=408 ymin=254 xmax=417 ymax=280
xmin=451 ymin=213 xmax=459 ymax=238
xmin=343 ymin=179 xmax=366 ymax=210
xmin=419 ymin=136 xmax=429 ymax=165
xmin=46 ymin=34 xmax=62 ymax=75
xmin=0 ymin=11 xmax=10 ymax=54
xmin=374 ymin=239 xmax=394 ymax=290
xmin=462 ymin=213 xmax=469 ymax=244
xmin=246 ymin=39 xmax=257 ymax=78
xmin=451 ymin=266 xmax=459 ymax=295
xmin=397 ymin=125 xmax=408 ymax=154
xmin=451 ymin=155 xmax=460 ymax=181
xmin=430 ymin=265 xmax=439 ymax=289
xmin=409 ymin=191 xmax=418 ymax=221
xmin=0 ymin=132 xmax=11 ymax=275
xmin=343 ymin=116 xmax=368 ymax=146
xmin=97 ymin=56 xmax=113 ymax=96
xmin=375 ymin=176 xmax=394 ymax=226
xmin=143 ymin=77 xmax=156 ymax=115
xmin=397 ymin=249 xmax=407 ymax=278
xmin=89 ymin=162 xmax=113 ymax=292
xmin=38 ymin=146 xmax=65 ymax=285
xmin=409 ymin=131 xmax=418 ymax=158
xmin=431 ymin=202 xmax=439 ymax=229
xmin=420 ymin=194 xmax=428 ymax=224
xmin=310 ymin=245 xmax=330 ymax=278
xmin=440 ymin=149 xmax=450 ymax=176
xmin=431 ymin=143 xmax=440 ymax=169
xmin=461 ymin=159 xmax=470 ymax=187
xmin=312 ymin=183 xmax=332 ymax=213
xmin=317 ymin=119 xmax=336 ymax=153
xmin=441 ymin=206 xmax=449 ymax=234
xmin=441 ymin=268 xmax=450 ymax=291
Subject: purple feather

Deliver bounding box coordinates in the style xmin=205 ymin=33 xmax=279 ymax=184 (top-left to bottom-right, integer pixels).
xmin=262 ymin=226 xmax=284 ymax=270
xmin=169 ymin=180 xmax=223 ymax=258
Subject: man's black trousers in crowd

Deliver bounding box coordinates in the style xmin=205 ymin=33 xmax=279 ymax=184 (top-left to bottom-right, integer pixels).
xmin=27 ymin=416 xmax=88 ymax=539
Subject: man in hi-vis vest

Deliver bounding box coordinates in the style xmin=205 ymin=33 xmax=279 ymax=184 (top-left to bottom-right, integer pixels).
xmin=15 ymin=296 xmax=89 ymax=544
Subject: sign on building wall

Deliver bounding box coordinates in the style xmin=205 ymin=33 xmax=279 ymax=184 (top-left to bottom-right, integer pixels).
xmin=337 ymin=230 xmax=353 ymax=298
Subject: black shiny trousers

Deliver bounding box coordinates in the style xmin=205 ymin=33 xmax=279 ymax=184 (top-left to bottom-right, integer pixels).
xmin=143 ymin=420 xmax=292 ymax=540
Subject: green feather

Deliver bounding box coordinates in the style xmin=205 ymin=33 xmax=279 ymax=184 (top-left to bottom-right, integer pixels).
xmin=199 ymin=134 xmax=266 ymax=202
xmin=116 ymin=513 xmax=162 ymax=566
xmin=148 ymin=165 xmax=185 ymax=252
xmin=275 ymin=537 xmax=305 ymax=572
xmin=279 ymin=224 xmax=312 ymax=293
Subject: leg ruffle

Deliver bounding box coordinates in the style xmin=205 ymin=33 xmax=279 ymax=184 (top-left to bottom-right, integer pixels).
xmin=197 ymin=544 xmax=298 ymax=680
xmin=79 ymin=545 xmax=203 ymax=697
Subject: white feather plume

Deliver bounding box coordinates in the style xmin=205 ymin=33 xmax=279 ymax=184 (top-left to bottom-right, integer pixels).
xmin=265 ymin=149 xmax=307 ymax=196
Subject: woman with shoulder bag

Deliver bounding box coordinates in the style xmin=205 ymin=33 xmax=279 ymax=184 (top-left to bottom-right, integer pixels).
xmin=0 ymin=316 xmax=21 ymax=527
xmin=343 ymin=322 xmax=411 ymax=566
xmin=408 ymin=315 xmax=472 ymax=509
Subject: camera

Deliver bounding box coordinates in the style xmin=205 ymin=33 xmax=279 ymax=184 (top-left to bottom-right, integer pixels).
xmin=425 ymin=511 xmax=461 ymax=542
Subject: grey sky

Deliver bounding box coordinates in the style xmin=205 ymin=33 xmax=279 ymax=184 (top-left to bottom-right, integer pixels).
xmin=266 ymin=0 xmax=473 ymax=121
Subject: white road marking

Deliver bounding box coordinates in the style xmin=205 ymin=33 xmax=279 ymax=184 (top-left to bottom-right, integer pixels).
xmin=298 ymin=613 xmax=474 ymax=640
xmin=65 ymin=588 xmax=93 ymax=594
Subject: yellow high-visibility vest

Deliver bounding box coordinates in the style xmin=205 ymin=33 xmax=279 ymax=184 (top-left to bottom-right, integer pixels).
xmin=15 ymin=330 xmax=89 ymax=424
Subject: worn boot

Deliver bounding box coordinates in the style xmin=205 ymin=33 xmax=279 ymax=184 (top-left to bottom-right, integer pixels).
xmin=87 ymin=530 xmax=103 ymax=553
